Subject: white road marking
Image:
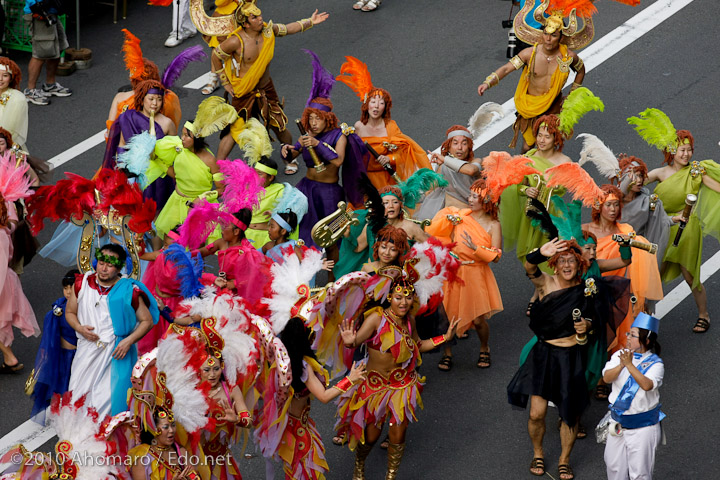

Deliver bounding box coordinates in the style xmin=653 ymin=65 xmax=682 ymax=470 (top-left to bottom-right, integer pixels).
xmin=183 ymin=71 xmax=213 ymax=90
xmin=0 ymin=0 xmax=699 ymax=465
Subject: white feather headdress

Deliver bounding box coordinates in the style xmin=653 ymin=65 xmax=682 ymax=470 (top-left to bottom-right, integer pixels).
xmin=577 ymin=133 xmax=620 ymax=180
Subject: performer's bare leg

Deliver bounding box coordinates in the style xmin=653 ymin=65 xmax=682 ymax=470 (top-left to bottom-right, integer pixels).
xmin=473 ymin=315 xmax=490 ymax=367
xmin=680 ymin=265 xmax=710 ymax=330
xmin=558 ymin=420 xmax=578 ymax=479
xmin=0 ymin=343 xmax=19 ymax=367
xmin=528 ymin=395 xmax=547 ymax=472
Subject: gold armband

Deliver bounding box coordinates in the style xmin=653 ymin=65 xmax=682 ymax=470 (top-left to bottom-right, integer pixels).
xmin=217 ymin=71 xmax=230 ymax=86
xmin=573 ymin=57 xmax=584 ymax=71
xmin=510 ymin=55 xmax=525 ymax=70
xmin=297 ymin=17 xmax=313 ymax=32
xmin=483 ymin=72 xmax=499 ymax=88
xmin=213 ymin=45 xmax=232 ymax=63
xmin=570 ymin=82 xmax=582 ymax=91
xmin=275 ymin=23 xmax=288 ymax=36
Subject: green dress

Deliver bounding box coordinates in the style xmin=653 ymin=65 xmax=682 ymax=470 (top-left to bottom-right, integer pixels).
xmin=654 ymin=159 xmax=720 ymax=289
xmin=334 ymin=210 xmax=370 ymax=278
xmin=153 ymin=137 xmax=220 ymax=238
xmin=499 ymin=149 xmax=564 ymax=260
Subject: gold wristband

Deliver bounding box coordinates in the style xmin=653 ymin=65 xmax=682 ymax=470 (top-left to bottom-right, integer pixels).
xmin=218 ymin=71 xmax=230 ymax=86
xmin=298 ymin=17 xmax=313 ymax=32
xmin=275 ymin=23 xmax=288 ymax=36
xmin=484 ymin=72 xmax=499 ymax=88
xmin=570 ymin=82 xmax=582 ymax=91
xmin=573 ymin=57 xmax=584 ymax=71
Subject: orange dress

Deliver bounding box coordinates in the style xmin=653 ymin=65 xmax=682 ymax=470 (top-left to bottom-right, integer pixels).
xmin=105 ymin=90 xmax=182 ymax=132
xmin=361 ymin=119 xmax=432 ymax=190
xmin=426 ymin=207 xmax=503 ymax=334
xmin=596 ymin=222 xmax=664 ymax=352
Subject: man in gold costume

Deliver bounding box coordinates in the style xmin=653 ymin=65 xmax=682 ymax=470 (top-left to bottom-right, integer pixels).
xmin=478 ymin=5 xmax=586 ymax=152
xmin=191 ymin=0 xmax=329 ymax=169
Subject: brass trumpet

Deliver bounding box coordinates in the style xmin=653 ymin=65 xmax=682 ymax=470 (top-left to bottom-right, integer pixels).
xmin=573 ymin=308 xmax=587 ymax=345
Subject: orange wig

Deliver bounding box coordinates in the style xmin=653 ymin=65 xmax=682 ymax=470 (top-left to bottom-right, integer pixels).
xmin=664 ymin=129 xmax=694 ymax=165
xmin=441 ymin=126 xmax=475 ymax=162
xmin=470 ymin=179 xmax=499 ymax=220
xmin=533 ymin=114 xmax=565 ymax=151
xmin=591 ymin=184 xmax=623 ymax=223
xmin=372 ymin=225 xmax=409 ymax=262
xmin=133 ymin=80 xmax=166 ymax=112
xmin=0 ymin=57 xmax=22 ymax=89
xmin=618 ymin=154 xmax=648 ymax=179
xmin=0 ymin=127 xmax=13 ymax=148
xmin=547 ymin=239 xmax=589 ymax=278
xmin=360 ymin=89 xmax=392 ymax=124
xmin=300 ymin=97 xmax=339 ymax=133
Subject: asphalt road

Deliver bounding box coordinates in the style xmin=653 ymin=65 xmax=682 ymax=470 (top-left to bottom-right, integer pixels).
xmin=2 ymin=0 xmax=720 ymax=478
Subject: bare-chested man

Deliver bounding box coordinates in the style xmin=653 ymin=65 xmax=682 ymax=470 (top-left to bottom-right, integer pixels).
xmin=477 ymin=13 xmax=585 ymax=152
xmin=507 ymin=238 xmax=592 ymax=480
xmin=205 ymin=1 xmax=329 ymax=168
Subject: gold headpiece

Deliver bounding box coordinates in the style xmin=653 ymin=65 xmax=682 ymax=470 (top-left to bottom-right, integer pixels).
xmin=543 ymin=10 xmax=565 ymax=34
xmin=235 ymin=0 xmax=261 ymax=24
xmin=513 ymin=0 xmax=594 ymax=50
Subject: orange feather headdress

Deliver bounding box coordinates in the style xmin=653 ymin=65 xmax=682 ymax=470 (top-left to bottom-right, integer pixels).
xmin=545 ymin=162 xmax=604 ymax=207
xmin=122 ymin=29 xmax=145 ymax=81
xmin=336 ymin=56 xmax=382 ymax=104
xmin=481 ymin=151 xmax=541 ymax=203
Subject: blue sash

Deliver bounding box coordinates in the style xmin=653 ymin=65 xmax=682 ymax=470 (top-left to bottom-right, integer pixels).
xmin=610 ymin=352 xmax=666 ymax=429
xmin=107 ymin=278 xmax=159 ymax=415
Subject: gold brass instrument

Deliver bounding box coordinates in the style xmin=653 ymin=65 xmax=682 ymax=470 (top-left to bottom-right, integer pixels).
xmin=295 ymin=119 xmax=326 ymax=173
xmin=311 ymin=201 xmax=359 ymax=248
xmin=611 ymin=233 xmax=658 ymax=255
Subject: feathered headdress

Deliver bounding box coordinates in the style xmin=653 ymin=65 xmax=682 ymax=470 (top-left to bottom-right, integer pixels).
xmin=265 ymin=248 xmax=325 ymax=334
xmin=163 ymin=243 xmax=205 ymax=299
xmin=115 ymin=130 xmax=157 ymax=188
xmin=576 ymin=133 xmax=619 ymax=180
xmin=397 ymin=168 xmax=448 ymax=210
xmin=272 ymin=183 xmax=309 ymax=226
xmin=550 ymin=196 xmax=588 ymax=244
xmin=235 ymin=118 xmax=273 ymax=165
xmin=557 ymin=87 xmax=604 ymax=139
xmin=0 ymin=155 xmax=33 ymax=202
xmin=188 ymin=96 xmax=239 ymax=138
xmin=121 ymin=28 xmax=145 ymax=82
xmin=162 ymin=45 xmax=207 ymax=89
xmin=627 ymin=107 xmax=678 ymax=153
xmin=303 ymin=49 xmax=335 ymax=106
xmin=404 ymin=239 xmax=460 ymax=314
xmin=545 ymin=162 xmax=604 ymax=207
xmin=336 ymin=56 xmax=375 ymax=103
xmin=218 ymin=159 xmax=265 ymax=213
xmin=481 ymin=151 xmax=541 ymax=203
xmin=468 ymin=102 xmax=505 ymax=139
xmin=178 ymin=200 xmax=235 ymax=250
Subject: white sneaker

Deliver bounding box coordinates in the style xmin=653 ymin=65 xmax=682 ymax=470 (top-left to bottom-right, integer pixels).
xmin=164 ymin=32 xmax=184 ymax=48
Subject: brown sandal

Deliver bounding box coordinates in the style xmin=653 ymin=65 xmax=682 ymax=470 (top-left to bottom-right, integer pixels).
xmin=693 ymin=317 xmax=710 ymax=333
xmin=558 ymin=463 xmax=575 ymax=479
xmin=476 ymin=351 xmax=491 ymax=368
xmin=529 ymin=457 xmax=545 ymax=476
xmin=595 ymin=384 xmax=611 ymax=400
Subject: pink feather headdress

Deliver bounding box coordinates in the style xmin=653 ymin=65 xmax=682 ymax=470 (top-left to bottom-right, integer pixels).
xmin=0 ymin=153 xmax=33 ymax=202
xmin=218 ymin=159 xmax=265 ymax=213
xmin=178 ymin=199 xmax=236 ymax=250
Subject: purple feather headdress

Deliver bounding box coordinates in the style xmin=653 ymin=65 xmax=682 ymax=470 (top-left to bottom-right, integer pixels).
xmin=303 ymin=49 xmax=335 ymax=107
xmin=178 ymin=200 xmax=235 ymax=250
xmin=162 ymin=45 xmax=207 ymax=89
xmin=218 ymin=159 xmax=265 ymax=213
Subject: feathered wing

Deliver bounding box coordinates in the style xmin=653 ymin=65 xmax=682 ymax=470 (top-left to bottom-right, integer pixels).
xmin=162 ymin=45 xmax=207 ymax=89
xmin=358 ymin=173 xmax=385 ymax=236
xmin=272 ymin=183 xmax=309 ymax=225
xmin=398 ymin=168 xmax=448 ymax=209
xmin=303 ymin=49 xmax=335 ymax=104
xmin=116 ymin=130 xmax=157 ymax=188
xmin=218 ymin=158 xmax=265 ymax=212
xmin=235 ymin=118 xmax=273 ymax=165
xmin=627 ymin=107 xmax=678 ymax=152
xmin=0 ymin=155 xmax=32 ymax=202
xmin=467 ymin=102 xmax=505 ymax=138
xmin=545 ymin=162 xmax=603 ymax=207
xmin=557 ymin=87 xmax=604 ymax=138
xmin=336 ymin=56 xmax=374 ymax=101
xmin=526 ymin=197 xmax=559 ymax=239
xmin=121 ymin=28 xmax=145 ymax=81
xmin=194 ymin=96 xmax=239 ymax=138
xmin=407 ymin=239 xmax=461 ymax=315
xmin=577 ymin=133 xmax=619 ymax=180
xmin=481 ymin=151 xmax=541 ymax=203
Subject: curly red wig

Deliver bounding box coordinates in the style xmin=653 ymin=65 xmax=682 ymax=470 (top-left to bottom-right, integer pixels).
xmin=618 ymin=154 xmax=648 ymax=179
xmin=133 ymin=80 xmax=166 ymax=112
xmin=591 ymin=184 xmax=623 ymax=223
xmin=130 ymin=59 xmax=161 ymax=88
xmin=470 ymin=179 xmax=499 ymax=220
xmin=547 ymin=240 xmax=589 ymax=279
xmin=372 ymin=225 xmax=409 ymax=262
xmin=300 ymin=97 xmax=339 ymax=133
xmin=0 ymin=57 xmax=22 ymax=90
xmin=663 ymin=130 xmax=694 ymax=165
xmin=533 ymin=114 xmax=565 ymax=151
xmin=581 ymin=230 xmax=598 ymax=245
xmin=360 ymin=89 xmax=392 ymax=124
xmin=440 ymin=126 xmax=474 ymax=162
xmin=379 ymin=185 xmax=404 ymax=219
xmin=0 ymin=127 xmax=13 ymax=148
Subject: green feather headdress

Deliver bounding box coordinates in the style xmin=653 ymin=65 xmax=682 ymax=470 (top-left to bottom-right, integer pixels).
xmin=549 ymin=196 xmax=590 ymax=245
xmin=627 ymin=108 xmax=678 ymax=153
xmin=558 ymin=87 xmax=605 ymax=138
xmin=395 ymin=168 xmax=448 ymax=209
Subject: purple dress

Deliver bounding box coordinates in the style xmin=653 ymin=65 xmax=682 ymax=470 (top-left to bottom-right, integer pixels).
xmin=103 ymin=110 xmax=175 ymax=211
xmin=293 ymin=128 xmax=367 ymax=248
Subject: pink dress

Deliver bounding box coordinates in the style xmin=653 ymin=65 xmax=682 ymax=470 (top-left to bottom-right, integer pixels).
xmin=0 ymin=202 xmax=40 ymax=347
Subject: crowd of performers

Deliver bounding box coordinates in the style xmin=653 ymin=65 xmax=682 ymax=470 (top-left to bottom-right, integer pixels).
xmin=0 ymin=0 xmax=714 ymax=479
